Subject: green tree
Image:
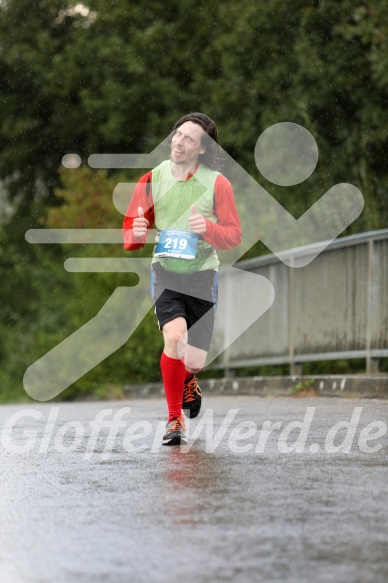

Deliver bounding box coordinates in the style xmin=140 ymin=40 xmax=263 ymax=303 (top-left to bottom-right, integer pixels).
xmin=44 ymin=166 xmax=163 ymax=399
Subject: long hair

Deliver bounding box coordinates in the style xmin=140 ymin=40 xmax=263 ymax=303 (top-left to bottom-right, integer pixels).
xmin=168 ymin=112 xmax=222 ymax=171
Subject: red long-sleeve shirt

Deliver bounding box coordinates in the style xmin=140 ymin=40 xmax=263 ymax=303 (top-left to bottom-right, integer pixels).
xmin=122 ymin=167 xmax=242 ymax=251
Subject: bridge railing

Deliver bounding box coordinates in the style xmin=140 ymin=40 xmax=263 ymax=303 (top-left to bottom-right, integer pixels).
xmin=212 ymin=229 xmax=388 ymax=375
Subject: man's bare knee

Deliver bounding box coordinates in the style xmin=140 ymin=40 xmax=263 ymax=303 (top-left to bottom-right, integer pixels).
xmin=165 ymin=331 xmax=186 ymax=351
xmin=162 ymin=318 xmax=187 ymax=358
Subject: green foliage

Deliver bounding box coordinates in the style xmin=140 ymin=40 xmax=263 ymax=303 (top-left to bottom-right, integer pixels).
xmin=293 ymin=378 xmax=316 ymax=395
xmin=44 ymin=166 xmax=163 ymax=399
xmin=0 ymin=0 xmax=387 ymax=402
xmin=0 ymin=218 xmax=74 ymax=402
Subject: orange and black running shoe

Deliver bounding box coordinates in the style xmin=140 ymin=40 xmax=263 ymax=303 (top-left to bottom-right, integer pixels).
xmin=162 ymin=416 xmax=188 ymax=446
xmin=182 ymin=375 xmax=202 ymax=419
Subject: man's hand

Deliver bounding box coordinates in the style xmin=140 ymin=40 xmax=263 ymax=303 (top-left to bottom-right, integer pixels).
xmin=189 ymin=205 xmax=207 ymax=235
xmin=132 ymin=206 xmax=149 ymax=239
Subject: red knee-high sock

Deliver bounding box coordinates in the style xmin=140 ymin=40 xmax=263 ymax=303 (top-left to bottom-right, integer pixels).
xmin=160 ymin=352 xmax=186 ymax=422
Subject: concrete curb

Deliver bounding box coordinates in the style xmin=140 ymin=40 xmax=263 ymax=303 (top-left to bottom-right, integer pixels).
xmin=123 ymin=375 xmax=388 ymax=400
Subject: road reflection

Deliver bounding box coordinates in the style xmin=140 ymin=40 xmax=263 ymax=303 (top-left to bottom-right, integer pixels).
xmin=162 ymin=445 xmax=228 ymax=525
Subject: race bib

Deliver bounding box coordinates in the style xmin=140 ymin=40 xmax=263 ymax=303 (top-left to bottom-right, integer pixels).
xmin=154 ymin=229 xmax=198 ymax=259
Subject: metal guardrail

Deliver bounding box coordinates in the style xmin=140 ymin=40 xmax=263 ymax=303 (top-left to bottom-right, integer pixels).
xmin=213 ymin=229 xmax=388 ymax=374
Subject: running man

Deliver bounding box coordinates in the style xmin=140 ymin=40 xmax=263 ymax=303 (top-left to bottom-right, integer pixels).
xmin=123 ymin=112 xmax=241 ymax=445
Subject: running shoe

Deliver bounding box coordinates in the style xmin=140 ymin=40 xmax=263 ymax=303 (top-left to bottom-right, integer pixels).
xmin=182 ymin=375 xmax=202 ymax=419
xmin=162 ymin=416 xmax=188 ymax=446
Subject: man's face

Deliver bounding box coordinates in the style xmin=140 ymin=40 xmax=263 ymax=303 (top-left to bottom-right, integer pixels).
xmin=170 ymin=121 xmax=206 ymax=166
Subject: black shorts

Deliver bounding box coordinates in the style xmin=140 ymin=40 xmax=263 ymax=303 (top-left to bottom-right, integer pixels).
xmin=150 ymin=262 xmax=218 ymax=351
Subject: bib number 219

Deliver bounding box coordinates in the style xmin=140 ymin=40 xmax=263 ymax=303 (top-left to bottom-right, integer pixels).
xmin=154 ymin=229 xmax=198 ymax=259
xmin=164 ymin=237 xmax=188 ymax=251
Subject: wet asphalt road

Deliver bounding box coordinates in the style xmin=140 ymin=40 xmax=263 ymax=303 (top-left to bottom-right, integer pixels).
xmin=0 ymin=396 xmax=387 ymax=583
